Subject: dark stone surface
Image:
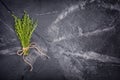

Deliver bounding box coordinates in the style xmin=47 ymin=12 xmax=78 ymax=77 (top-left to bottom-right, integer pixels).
xmin=0 ymin=0 xmax=120 ymax=80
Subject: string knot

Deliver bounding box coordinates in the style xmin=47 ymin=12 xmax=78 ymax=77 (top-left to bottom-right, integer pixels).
xmin=17 ymin=42 xmax=49 ymax=71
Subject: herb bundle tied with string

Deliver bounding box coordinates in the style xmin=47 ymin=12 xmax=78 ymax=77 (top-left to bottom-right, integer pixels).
xmin=12 ymin=11 xmax=49 ymax=71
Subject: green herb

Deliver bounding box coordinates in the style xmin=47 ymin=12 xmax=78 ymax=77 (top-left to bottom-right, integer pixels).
xmin=12 ymin=11 xmax=49 ymax=71
xmin=12 ymin=11 xmax=37 ymax=55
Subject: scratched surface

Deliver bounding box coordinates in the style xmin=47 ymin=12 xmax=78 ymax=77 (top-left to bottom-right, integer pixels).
xmin=0 ymin=0 xmax=120 ymax=80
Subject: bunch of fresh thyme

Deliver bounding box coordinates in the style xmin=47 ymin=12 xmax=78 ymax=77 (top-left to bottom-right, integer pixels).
xmin=12 ymin=11 xmax=49 ymax=71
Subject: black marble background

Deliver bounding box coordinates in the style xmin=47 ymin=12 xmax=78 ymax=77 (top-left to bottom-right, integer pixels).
xmin=0 ymin=0 xmax=120 ymax=80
